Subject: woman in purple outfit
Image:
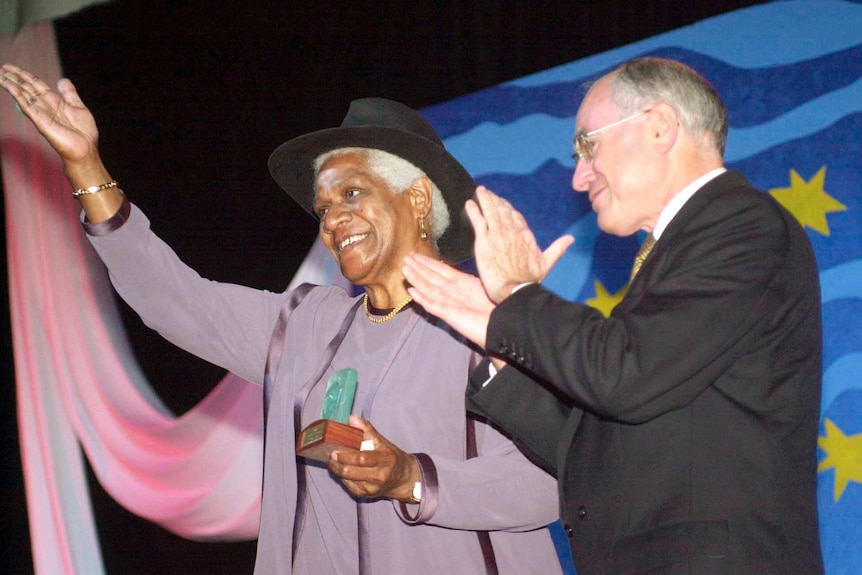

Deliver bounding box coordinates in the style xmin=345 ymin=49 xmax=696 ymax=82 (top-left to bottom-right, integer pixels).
xmin=1 ymin=64 xmax=562 ymax=575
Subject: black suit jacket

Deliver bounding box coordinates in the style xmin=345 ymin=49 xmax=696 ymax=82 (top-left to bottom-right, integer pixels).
xmin=467 ymin=171 xmax=825 ymax=575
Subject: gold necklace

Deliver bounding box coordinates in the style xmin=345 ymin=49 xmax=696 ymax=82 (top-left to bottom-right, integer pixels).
xmin=364 ymin=294 xmax=413 ymax=323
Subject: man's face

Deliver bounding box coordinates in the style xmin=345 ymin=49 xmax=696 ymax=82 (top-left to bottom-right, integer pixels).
xmin=571 ymin=80 xmax=663 ymax=236
xmin=313 ymin=152 xmax=419 ymax=286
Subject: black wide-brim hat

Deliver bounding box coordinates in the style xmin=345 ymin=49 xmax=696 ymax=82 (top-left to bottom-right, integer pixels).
xmin=268 ymin=98 xmax=475 ymax=264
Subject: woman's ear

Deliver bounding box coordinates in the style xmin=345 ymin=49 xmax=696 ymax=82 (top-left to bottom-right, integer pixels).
xmin=408 ymin=177 xmax=433 ymax=218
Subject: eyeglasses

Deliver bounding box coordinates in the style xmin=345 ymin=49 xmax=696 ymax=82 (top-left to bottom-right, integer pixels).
xmin=572 ymin=108 xmax=652 ymax=164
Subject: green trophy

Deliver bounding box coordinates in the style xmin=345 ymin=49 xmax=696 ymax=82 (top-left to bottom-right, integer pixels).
xmin=296 ymin=368 xmax=364 ymax=462
xmin=321 ymin=368 xmax=358 ymax=424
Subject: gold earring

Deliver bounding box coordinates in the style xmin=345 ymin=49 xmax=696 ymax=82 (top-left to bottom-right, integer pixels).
xmin=419 ymin=216 xmax=428 ymax=241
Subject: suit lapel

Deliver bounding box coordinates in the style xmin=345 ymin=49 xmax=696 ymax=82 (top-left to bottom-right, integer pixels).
xmin=619 ymin=170 xmax=751 ymax=301
xmin=660 ymin=170 xmax=749 ymax=245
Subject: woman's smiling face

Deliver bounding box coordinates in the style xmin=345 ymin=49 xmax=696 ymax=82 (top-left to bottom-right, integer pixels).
xmin=314 ymin=151 xmax=422 ymax=288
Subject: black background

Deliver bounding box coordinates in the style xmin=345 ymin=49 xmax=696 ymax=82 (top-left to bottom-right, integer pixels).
xmin=1 ymin=1 xmax=761 ymax=573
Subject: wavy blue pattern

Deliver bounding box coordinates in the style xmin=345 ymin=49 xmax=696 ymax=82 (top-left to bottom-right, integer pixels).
xmin=443 ymin=79 xmax=862 ymax=177
xmin=821 ymin=354 xmax=862 ymax=420
xmin=822 ymin=260 xmax=862 ymax=303
xmin=445 ymin=113 xmax=574 ymax=177
xmin=822 ymin=300 xmax=862 ymax=369
xmin=731 ymin=112 xmax=862 ymax=271
xmin=507 ymin=0 xmax=862 ymax=86
xmin=426 ymin=43 xmax=862 ymax=138
xmin=725 ymin=79 xmax=862 ymax=162
xmin=542 ymin=212 xmax=600 ymax=302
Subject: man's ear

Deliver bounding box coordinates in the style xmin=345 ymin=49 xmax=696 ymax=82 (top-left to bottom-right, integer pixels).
xmin=650 ymin=102 xmax=680 ymax=155
xmin=408 ymin=177 xmax=433 ymax=218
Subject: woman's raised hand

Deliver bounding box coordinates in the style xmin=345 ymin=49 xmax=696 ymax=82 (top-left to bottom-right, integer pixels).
xmin=1 ymin=64 xmax=100 ymax=166
xmin=2 ymin=64 xmax=120 ymax=220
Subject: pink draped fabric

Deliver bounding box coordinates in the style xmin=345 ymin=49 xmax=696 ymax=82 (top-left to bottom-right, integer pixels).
xmin=0 ymin=22 xmax=352 ymax=575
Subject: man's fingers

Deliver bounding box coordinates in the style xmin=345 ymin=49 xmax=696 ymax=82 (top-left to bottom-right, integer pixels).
xmin=543 ymin=235 xmax=575 ymax=271
xmin=475 ymin=185 xmax=507 ymax=209
xmin=475 ymin=187 xmax=526 ymax=238
xmin=475 ymin=186 xmax=514 ymax=212
xmin=406 ymin=253 xmax=464 ymax=283
xmin=403 ymin=255 xmax=460 ymax=302
xmin=464 ymin=199 xmax=487 ymax=240
xmin=403 ymin=257 xmax=474 ymax=318
xmin=403 ymin=257 xmax=440 ymax=298
xmin=473 ymin=187 xmax=503 ymax=229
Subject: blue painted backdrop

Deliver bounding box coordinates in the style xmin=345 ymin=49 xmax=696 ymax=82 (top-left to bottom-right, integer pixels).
xmin=423 ymin=1 xmax=862 ymax=573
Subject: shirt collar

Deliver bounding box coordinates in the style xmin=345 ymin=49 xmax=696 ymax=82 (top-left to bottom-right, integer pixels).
xmin=653 ymin=167 xmax=726 ymax=240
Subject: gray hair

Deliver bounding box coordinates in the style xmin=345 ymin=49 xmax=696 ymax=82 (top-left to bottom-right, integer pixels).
xmin=606 ymin=57 xmax=728 ymax=156
xmin=313 ymin=147 xmax=451 ymax=244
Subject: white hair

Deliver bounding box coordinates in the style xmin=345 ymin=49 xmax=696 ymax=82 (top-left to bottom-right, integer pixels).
xmin=313 ymin=147 xmax=451 ymax=243
xmin=604 ymin=57 xmax=729 ymax=156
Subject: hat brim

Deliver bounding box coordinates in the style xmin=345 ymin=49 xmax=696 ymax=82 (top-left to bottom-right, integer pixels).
xmin=268 ymin=126 xmax=475 ymax=264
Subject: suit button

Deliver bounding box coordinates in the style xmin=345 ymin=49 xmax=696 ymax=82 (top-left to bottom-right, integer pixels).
xmin=499 ymin=338 xmax=511 ymax=355
xmin=578 ymin=506 xmax=587 ymax=520
xmin=564 ymin=523 xmax=574 ymax=537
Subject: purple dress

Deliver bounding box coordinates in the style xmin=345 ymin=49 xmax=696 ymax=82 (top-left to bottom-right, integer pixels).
xmin=87 ymin=201 xmax=563 ymax=574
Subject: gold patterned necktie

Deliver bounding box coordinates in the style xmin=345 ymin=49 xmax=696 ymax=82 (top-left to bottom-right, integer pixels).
xmin=629 ymin=234 xmax=656 ymax=282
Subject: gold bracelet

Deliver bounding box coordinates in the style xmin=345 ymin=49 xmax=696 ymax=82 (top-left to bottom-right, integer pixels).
xmin=72 ymin=179 xmax=118 ymax=198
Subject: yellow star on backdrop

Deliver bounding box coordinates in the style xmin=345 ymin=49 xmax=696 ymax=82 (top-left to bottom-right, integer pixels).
xmin=818 ymin=417 xmax=862 ymax=502
xmin=585 ymin=280 xmax=627 ymax=317
xmin=769 ymin=166 xmax=846 ymax=236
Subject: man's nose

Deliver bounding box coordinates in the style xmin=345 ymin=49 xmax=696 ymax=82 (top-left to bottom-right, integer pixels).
xmin=572 ymin=158 xmax=594 ymax=192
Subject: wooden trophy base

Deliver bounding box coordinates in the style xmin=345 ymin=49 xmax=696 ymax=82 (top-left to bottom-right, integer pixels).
xmin=296 ymin=419 xmax=364 ymax=462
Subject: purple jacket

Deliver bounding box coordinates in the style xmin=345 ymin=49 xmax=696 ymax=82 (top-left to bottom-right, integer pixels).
xmin=87 ymin=201 xmax=562 ymax=574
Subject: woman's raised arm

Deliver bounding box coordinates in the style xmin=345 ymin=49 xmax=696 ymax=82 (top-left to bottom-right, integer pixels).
xmin=1 ymin=64 xmax=123 ymax=222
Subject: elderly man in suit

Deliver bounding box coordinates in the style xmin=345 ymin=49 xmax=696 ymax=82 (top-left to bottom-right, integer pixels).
xmin=403 ymin=57 xmax=825 ymax=575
